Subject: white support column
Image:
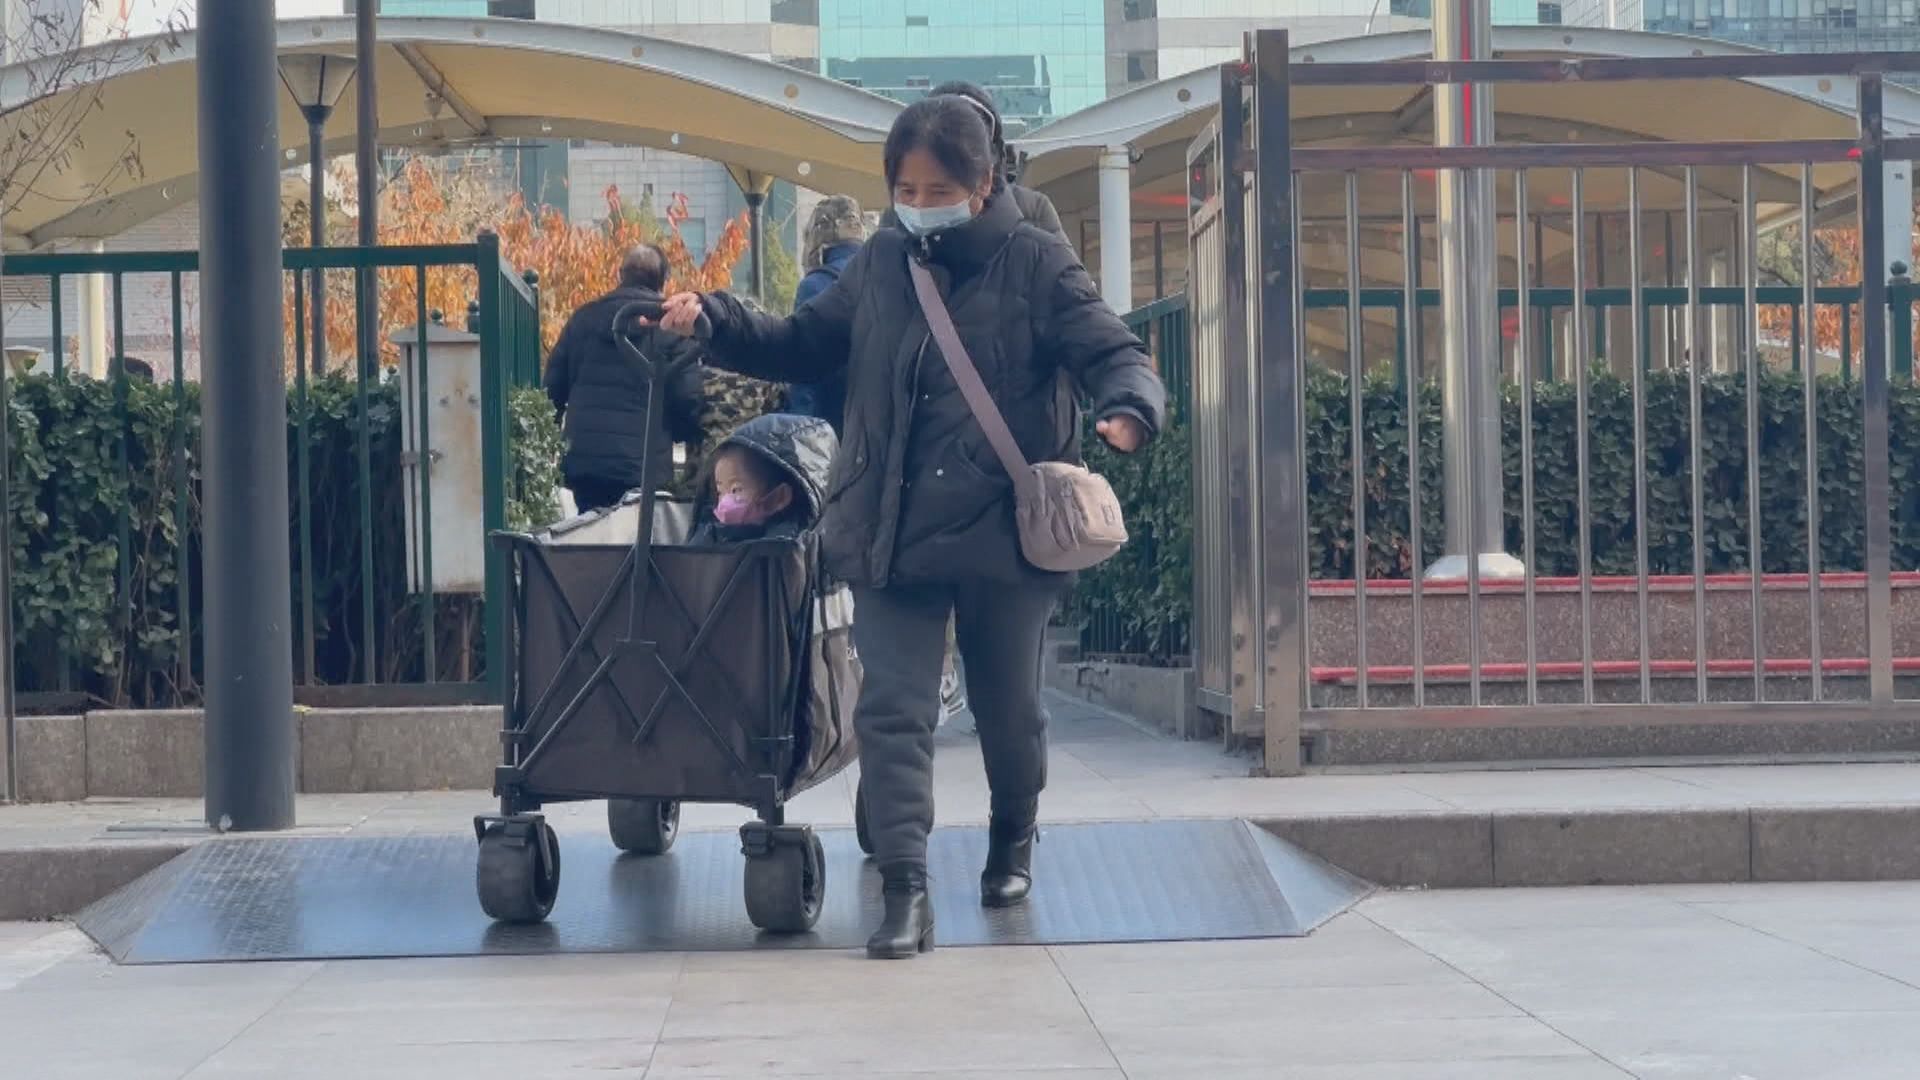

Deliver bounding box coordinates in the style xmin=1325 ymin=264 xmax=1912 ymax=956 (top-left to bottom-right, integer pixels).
xmin=1884 ymin=160 xmax=1914 ymax=276
xmin=1098 ymin=146 xmax=1133 ymax=311
xmin=77 ymin=240 xmax=108 ymax=379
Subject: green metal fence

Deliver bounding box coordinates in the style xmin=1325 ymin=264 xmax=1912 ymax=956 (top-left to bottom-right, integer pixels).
xmin=1069 ymin=294 xmax=1193 ymax=665
xmin=1072 ymin=276 xmax=1917 ymax=664
xmin=0 ymin=237 xmax=543 ymax=709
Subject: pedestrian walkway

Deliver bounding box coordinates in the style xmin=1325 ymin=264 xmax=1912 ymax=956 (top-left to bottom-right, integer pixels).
xmin=10 ymin=880 xmax=1920 ymax=1077
xmin=8 ymin=693 xmax=1920 ymax=852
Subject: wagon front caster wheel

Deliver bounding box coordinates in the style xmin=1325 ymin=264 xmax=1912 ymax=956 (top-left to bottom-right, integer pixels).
xmin=854 ymin=779 xmax=875 ymax=857
xmin=608 ymin=797 xmax=679 ymax=855
xmin=741 ymin=825 xmax=826 ymax=934
xmin=476 ymin=816 xmax=561 ymax=924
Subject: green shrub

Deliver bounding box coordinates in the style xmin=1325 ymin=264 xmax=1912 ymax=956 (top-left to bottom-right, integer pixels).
xmin=6 ymin=372 xmax=559 ymax=706
xmin=1074 ymin=366 xmax=1920 ymax=661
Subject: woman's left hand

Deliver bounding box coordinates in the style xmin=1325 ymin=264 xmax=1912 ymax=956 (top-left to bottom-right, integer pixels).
xmin=1097 ymin=415 xmax=1147 ymax=454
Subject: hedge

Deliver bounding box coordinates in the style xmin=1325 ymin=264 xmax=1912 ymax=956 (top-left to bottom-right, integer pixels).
xmin=1072 ymin=367 xmax=1920 ymax=662
xmin=6 ymin=372 xmax=560 ymax=708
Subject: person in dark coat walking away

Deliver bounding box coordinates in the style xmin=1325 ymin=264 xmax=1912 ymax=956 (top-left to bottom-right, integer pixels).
xmin=879 ymin=81 xmax=1066 ymax=242
xmin=784 ymin=196 xmax=867 ymax=434
xmin=545 ymin=243 xmax=708 ymax=513
xmin=647 ymin=96 xmax=1166 ymax=960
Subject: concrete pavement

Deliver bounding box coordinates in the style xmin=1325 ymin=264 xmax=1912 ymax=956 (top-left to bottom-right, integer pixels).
xmin=12 ymin=881 xmax=1920 ymax=1077
xmin=11 ymin=694 xmax=1920 ymax=917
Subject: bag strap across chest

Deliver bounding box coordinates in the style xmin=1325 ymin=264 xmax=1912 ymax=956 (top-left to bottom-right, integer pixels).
xmin=906 ymin=258 xmax=1036 ymax=498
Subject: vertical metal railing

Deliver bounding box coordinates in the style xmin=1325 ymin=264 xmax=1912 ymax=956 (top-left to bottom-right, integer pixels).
xmin=1250 ymin=30 xmax=1307 ymax=773
xmin=1075 ymin=293 xmax=1198 ymax=667
xmin=1859 ymin=75 xmax=1897 ymax=706
xmin=0 ymin=240 xmax=540 ymax=709
xmin=1220 ymin=37 xmax=1920 ymax=742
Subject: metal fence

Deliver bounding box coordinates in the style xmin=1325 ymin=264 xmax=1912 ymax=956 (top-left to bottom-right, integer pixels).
xmin=0 ymin=238 xmax=542 ymax=711
xmin=1070 ymin=294 xmax=1195 ymax=665
xmin=1191 ymin=31 xmax=1920 ymax=773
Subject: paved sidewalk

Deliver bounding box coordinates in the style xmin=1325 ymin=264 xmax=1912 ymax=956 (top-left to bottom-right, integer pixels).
xmin=11 ymin=881 xmax=1920 ymax=1078
xmin=8 ymin=693 xmax=1920 ymax=851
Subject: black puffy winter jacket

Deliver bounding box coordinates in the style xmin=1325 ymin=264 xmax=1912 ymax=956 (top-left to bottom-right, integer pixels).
xmin=699 ymin=193 xmax=1166 ymax=589
xmin=544 ymin=286 xmax=708 ymax=493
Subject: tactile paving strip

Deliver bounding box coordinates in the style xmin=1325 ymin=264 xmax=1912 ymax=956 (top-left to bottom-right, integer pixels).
xmin=76 ymin=819 xmax=1369 ymax=965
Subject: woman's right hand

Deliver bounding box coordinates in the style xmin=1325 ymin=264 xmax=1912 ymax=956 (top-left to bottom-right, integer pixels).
xmin=650 ymin=292 xmax=707 ymax=338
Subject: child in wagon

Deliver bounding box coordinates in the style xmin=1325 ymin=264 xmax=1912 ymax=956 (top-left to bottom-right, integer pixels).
xmin=688 ymin=413 xmax=835 ymax=545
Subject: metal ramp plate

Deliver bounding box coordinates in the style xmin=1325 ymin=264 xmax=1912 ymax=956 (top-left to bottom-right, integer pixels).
xmin=76 ymin=819 xmax=1370 ymax=965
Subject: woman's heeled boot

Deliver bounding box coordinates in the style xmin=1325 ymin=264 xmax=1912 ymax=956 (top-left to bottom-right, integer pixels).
xmin=980 ymin=797 xmax=1038 ymax=908
xmin=866 ymin=863 xmax=934 ymax=960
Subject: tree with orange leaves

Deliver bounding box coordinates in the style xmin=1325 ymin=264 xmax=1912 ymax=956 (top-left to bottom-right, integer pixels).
xmin=285 ymin=156 xmax=751 ymax=371
xmin=1757 ymin=225 xmax=1920 ymax=370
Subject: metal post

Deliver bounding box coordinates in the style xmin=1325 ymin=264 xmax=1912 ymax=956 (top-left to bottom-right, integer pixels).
xmin=0 ymin=258 xmax=13 ymax=801
xmin=725 ymin=166 xmax=776 ymax=302
xmin=1427 ymin=0 xmax=1520 ymax=581
xmin=307 ymin=114 xmax=329 ymax=377
xmin=746 ymin=190 xmax=767 ymax=301
xmin=1860 ymin=76 xmax=1895 ymax=705
xmin=1249 ymin=29 xmax=1305 ymax=776
xmin=1099 ymin=146 xmax=1134 ymax=310
xmin=198 ymin=0 xmax=295 ymax=831
xmin=356 ymin=1 xmax=378 ymax=250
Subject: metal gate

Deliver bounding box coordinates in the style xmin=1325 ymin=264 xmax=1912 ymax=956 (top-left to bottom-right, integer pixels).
xmin=1184 ymin=71 xmax=1264 ymax=740
xmin=1197 ymin=29 xmax=1919 ymax=774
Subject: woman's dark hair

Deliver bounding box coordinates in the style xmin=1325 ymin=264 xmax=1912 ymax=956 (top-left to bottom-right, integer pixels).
xmin=929 ymin=80 xmax=1003 ymax=151
xmin=883 ymin=96 xmax=996 ymax=193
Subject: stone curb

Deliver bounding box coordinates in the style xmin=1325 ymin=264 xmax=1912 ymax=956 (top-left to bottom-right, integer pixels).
xmin=12 ymin=803 xmax=1920 ymax=922
xmin=15 ymin=707 xmax=502 ymax=802
xmin=0 ymin=842 xmax=190 ymax=922
xmin=1261 ymin=804 xmax=1920 ymax=889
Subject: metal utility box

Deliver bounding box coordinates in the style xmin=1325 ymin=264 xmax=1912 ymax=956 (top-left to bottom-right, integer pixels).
xmin=394 ymin=323 xmax=486 ymax=595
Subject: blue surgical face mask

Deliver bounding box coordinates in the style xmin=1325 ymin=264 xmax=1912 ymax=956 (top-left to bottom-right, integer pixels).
xmin=894 ymin=198 xmax=975 ymax=237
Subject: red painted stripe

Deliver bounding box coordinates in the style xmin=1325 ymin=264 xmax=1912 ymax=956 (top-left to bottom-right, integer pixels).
xmin=1311 ymin=656 xmax=1920 ymax=684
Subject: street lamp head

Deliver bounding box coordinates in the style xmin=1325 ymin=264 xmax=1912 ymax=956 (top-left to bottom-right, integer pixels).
xmin=278 ymin=53 xmax=358 ymax=121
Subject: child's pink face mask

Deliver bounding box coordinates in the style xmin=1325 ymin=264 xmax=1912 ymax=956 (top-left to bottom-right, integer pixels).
xmin=713 ymin=492 xmax=773 ymax=527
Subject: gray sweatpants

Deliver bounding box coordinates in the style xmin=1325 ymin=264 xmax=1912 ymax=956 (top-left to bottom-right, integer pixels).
xmin=851 ymin=581 xmax=1061 ymax=870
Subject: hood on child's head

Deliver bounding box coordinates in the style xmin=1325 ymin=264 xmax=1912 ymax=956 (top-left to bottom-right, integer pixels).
xmin=701 ymin=413 xmax=838 ymax=527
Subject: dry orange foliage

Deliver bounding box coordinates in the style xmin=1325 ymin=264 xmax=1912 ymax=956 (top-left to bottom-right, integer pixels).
xmin=285 ymin=156 xmax=749 ymax=371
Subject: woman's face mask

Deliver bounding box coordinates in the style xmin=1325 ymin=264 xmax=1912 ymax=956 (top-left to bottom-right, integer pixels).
xmin=891 ymin=146 xmax=986 ymax=238
xmin=893 ymin=198 xmax=975 ymax=238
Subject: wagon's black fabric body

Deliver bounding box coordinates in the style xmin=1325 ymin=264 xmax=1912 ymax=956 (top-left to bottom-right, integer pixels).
xmin=506 ymin=531 xmax=859 ymax=805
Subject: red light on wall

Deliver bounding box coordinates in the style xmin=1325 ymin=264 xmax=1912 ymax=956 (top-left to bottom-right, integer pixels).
xmin=1501 ymin=311 xmax=1520 ymax=339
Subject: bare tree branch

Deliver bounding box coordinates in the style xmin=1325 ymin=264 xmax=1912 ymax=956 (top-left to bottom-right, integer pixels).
xmin=2 ymin=0 xmax=188 ymax=243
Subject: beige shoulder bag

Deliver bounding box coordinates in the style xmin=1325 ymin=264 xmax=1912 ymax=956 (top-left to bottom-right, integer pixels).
xmin=907 ymin=259 xmax=1128 ymax=573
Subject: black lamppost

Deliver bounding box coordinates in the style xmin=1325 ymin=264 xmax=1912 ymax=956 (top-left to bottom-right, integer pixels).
xmin=277 ymin=54 xmax=357 ymax=376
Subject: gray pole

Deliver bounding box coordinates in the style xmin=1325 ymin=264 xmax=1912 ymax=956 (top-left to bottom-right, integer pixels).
xmin=1427 ymin=0 xmax=1522 ymax=581
xmin=355 ymin=2 xmax=379 ymax=384
xmin=0 ymin=264 xmax=14 ymax=803
xmin=746 ymin=190 xmax=767 ymax=301
xmin=198 ymin=0 xmax=295 ymax=831
xmin=356 ymin=1 xmax=378 ymax=250
xmin=307 ymin=112 xmax=329 ymax=376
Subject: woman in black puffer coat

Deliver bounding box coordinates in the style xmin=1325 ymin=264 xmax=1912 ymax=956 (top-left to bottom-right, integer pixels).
xmin=650 ymin=96 xmax=1166 ymax=960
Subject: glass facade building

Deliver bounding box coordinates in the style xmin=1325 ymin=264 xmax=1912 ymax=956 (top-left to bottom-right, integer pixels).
xmin=1641 ymin=0 xmax=1920 ymax=55
xmin=348 ymin=1 xmax=536 ymax=14
xmin=818 ymin=0 xmax=1108 ymax=136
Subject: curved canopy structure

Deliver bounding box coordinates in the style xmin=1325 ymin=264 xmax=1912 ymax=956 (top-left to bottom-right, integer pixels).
xmin=0 ymin=16 xmax=905 ymax=250
xmin=1017 ymin=25 xmax=1920 ymax=227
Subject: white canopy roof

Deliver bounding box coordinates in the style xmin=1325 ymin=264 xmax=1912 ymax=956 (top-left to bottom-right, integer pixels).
xmin=0 ymin=16 xmax=904 ymax=250
xmin=1016 ymin=26 xmax=1920 ymax=226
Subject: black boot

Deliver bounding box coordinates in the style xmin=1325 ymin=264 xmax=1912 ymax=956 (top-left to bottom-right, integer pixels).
xmin=866 ymin=863 xmax=934 ymax=960
xmin=980 ymin=798 xmax=1038 ymax=908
